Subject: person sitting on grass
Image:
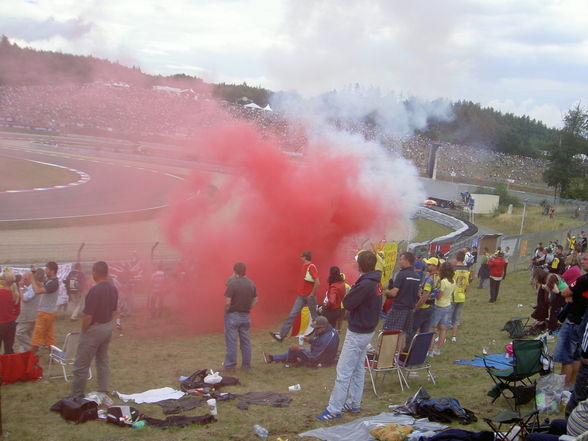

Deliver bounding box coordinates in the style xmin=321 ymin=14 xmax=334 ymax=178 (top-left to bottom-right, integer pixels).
xmin=263 ymin=316 xmax=339 ymax=367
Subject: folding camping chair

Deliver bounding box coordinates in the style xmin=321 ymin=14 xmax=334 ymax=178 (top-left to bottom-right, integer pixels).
xmin=397 ymin=332 xmax=436 ymax=387
xmin=365 ymin=330 xmax=406 ymax=395
xmin=48 ymin=332 xmax=91 ymax=382
xmin=483 ymin=339 xmax=544 ymax=410
xmin=484 ymin=409 xmax=541 ymax=441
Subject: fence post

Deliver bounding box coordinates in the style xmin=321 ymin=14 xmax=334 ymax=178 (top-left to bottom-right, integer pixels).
xmin=77 ymin=243 xmax=85 ymax=262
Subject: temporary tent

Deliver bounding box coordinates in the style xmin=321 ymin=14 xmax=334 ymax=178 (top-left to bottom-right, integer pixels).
xmin=244 ymin=102 xmax=262 ymax=109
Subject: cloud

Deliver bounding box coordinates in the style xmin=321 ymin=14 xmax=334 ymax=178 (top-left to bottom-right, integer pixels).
xmin=0 ymin=16 xmax=94 ymax=41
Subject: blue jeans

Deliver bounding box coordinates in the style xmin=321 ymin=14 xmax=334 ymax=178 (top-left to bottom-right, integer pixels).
xmin=553 ymin=319 xmax=586 ymax=364
xmin=272 ymin=347 xmax=312 ymax=364
xmin=279 ymin=295 xmax=318 ymax=338
xmin=224 ymin=313 xmax=251 ymax=369
xmin=412 ymin=307 xmax=433 ymax=334
xmin=327 ymin=329 xmax=374 ymax=414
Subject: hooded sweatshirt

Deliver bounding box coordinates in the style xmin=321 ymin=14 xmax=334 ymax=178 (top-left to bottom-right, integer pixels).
xmin=343 ymin=270 xmax=382 ymax=334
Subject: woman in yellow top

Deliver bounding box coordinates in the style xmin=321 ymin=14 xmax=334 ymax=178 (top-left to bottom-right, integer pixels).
xmin=428 ymin=262 xmax=456 ymax=357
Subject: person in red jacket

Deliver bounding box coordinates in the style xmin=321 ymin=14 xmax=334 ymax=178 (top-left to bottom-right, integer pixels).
xmin=488 ymin=251 xmax=506 ymax=303
xmin=321 ymin=267 xmax=346 ymax=329
xmin=0 ymin=270 xmax=21 ymax=354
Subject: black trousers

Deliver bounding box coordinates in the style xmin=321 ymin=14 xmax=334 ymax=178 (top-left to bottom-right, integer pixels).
xmin=0 ymin=321 xmax=16 ymax=354
xmin=489 ymin=279 xmax=501 ymax=302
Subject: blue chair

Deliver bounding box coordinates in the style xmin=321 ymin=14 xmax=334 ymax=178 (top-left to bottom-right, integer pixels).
xmin=398 ymin=332 xmax=436 ymax=387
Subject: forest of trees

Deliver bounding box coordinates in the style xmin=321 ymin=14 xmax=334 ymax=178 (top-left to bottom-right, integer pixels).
xmin=421 ymin=100 xmax=559 ymax=157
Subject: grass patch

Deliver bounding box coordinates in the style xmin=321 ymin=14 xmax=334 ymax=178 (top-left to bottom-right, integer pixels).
xmin=0 ymin=156 xmax=80 ymax=191
xmin=3 ymin=269 xmax=560 ymax=441
xmin=474 ymin=205 xmax=586 ymax=235
xmin=412 ymin=218 xmax=454 ymax=242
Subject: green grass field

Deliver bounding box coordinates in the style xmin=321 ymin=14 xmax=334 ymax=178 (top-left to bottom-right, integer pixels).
xmin=474 ymin=205 xmax=586 ymax=235
xmin=412 ymin=219 xmax=454 ymax=242
xmin=3 ymin=269 xmax=562 ymax=441
xmin=0 ymin=156 xmax=80 ymax=191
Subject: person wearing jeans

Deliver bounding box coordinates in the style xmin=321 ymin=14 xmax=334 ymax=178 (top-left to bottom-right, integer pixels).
xmin=271 ymin=251 xmax=319 ymax=342
xmin=223 ymin=262 xmax=257 ymax=371
xmin=317 ymin=251 xmax=382 ymax=421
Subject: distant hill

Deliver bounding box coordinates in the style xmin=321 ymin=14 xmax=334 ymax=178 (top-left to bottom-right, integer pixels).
xmin=0 ymin=35 xmax=270 ymax=105
xmin=0 ymin=35 xmax=560 ymax=156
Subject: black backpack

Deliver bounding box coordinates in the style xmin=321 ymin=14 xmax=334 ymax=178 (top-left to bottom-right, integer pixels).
xmin=50 ymin=396 xmax=98 ymax=424
xmin=106 ymin=406 xmax=141 ymax=427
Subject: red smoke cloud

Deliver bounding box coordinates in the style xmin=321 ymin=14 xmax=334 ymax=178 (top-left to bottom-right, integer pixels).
xmin=165 ymin=103 xmax=408 ymax=333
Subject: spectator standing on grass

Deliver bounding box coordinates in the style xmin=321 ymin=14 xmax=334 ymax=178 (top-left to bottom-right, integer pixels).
xmin=449 ymin=251 xmax=472 ymax=343
xmin=412 ymin=258 xmax=440 ymax=336
xmin=223 ymin=262 xmax=257 ymax=371
xmin=429 ymin=261 xmax=455 ymax=357
xmin=30 ymin=262 xmax=59 ymax=354
xmin=72 ymin=261 xmax=118 ymax=397
xmin=15 ymin=270 xmax=43 ymax=352
xmin=383 ymin=252 xmax=421 ymax=350
xmin=477 ymin=248 xmax=490 ymax=289
xmin=317 ymin=251 xmax=382 ymax=421
xmin=271 ymin=251 xmax=319 ymax=342
xmin=64 ymin=263 xmax=86 ymax=321
xmin=0 ymin=270 xmax=20 ymax=354
xmin=320 ymin=266 xmax=346 ymax=329
xmin=488 ymin=252 xmax=506 ymax=303
xmin=149 ymin=265 xmax=166 ymax=319
xmin=554 ymin=253 xmax=588 ymax=389
xmin=503 ymin=246 xmax=511 ymax=278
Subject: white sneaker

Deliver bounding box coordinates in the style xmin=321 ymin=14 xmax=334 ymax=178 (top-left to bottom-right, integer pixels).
xmin=451 ymin=337 xmax=457 ymax=343
xmin=432 ymin=348 xmax=441 ymax=356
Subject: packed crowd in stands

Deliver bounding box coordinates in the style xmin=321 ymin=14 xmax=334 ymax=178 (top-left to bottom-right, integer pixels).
xmin=0 ymin=83 xmax=548 ymax=185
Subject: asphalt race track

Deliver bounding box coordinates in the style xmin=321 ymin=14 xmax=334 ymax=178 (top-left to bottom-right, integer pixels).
xmin=0 ymin=143 xmax=184 ymax=222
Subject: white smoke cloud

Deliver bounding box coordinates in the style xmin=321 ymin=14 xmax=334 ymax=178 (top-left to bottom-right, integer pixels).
xmin=271 ymin=86 xmax=432 ymax=239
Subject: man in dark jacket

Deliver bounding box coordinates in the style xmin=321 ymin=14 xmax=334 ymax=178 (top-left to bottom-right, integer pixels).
xmin=317 ymin=250 xmax=382 ymax=421
xmin=263 ymin=316 xmax=339 ymax=367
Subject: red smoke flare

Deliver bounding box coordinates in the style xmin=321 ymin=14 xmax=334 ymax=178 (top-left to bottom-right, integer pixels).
xmin=165 ymin=108 xmax=402 ymax=333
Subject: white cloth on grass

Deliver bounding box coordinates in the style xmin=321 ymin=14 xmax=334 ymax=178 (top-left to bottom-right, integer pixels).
xmin=117 ymin=387 xmax=184 ymax=404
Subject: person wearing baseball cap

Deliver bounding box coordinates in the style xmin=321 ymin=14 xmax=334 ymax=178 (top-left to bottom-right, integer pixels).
xmin=263 ymin=316 xmax=339 ymax=367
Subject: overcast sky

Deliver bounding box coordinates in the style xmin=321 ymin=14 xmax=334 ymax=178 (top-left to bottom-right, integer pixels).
xmin=2 ymin=0 xmax=587 ymax=128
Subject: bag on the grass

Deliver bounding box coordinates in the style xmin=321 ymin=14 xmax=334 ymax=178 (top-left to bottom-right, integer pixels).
xmin=416 ymin=397 xmax=477 ymax=424
xmin=50 ymin=396 xmax=98 ymax=424
xmin=536 ymin=373 xmax=565 ymax=414
xmin=106 ymin=405 xmax=142 ymax=427
xmin=501 ymin=319 xmax=525 ymax=338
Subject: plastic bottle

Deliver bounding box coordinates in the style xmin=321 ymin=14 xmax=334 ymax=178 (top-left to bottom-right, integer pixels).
xmin=253 ymin=424 xmax=269 ymax=438
xmin=132 ymin=420 xmax=146 ymax=429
